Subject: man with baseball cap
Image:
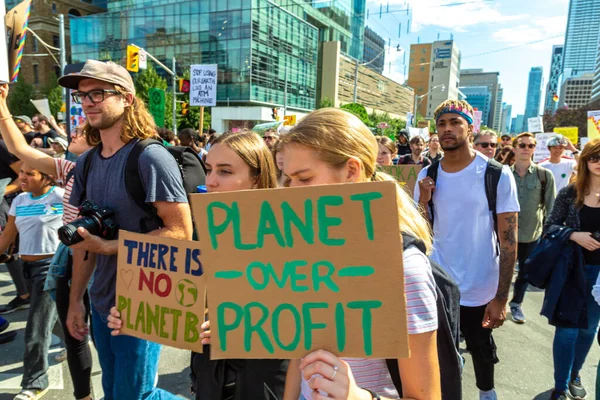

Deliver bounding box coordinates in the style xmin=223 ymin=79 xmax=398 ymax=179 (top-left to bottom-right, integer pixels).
xmin=539 ymin=135 xmax=579 ymax=193
xmin=500 ymin=133 xmax=513 ymax=149
xmin=13 ymin=116 xmax=35 ymax=144
xmin=59 ymin=60 xmax=192 ymax=399
xmin=415 ymin=99 xmax=519 ymax=400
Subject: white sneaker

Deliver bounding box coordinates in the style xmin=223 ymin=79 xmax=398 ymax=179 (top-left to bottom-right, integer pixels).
xmin=480 ymin=389 xmax=497 ymax=400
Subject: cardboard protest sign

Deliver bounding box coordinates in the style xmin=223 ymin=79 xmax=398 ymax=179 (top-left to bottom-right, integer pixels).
xmin=534 ymin=133 xmax=556 ymax=163
xmin=190 ymin=64 xmax=217 ymax=107
xmin=527 ymin=117 xmax=544 ymax=133
xmin=30 ymin=99 xmax=51 ymax=118
xmin=148 ymin=88 xmax=165 ymax=128
xmin=378 ymin=165 xmax=422 ymax=196
xmin=408 ymin=127 xmax=429 ymax=142
xmin=553 ymin=127 xmax=578 ymax=144
xmin=115 ymin=231 xmax=206 ymax=352
xmin=0 ymin=2 xmax=9 ymax=83
xmin=588 ymin=111 xmax=600 ymax=140
xmin=69 ymin=99 xmax=86 ymax=133
xmin=5 ymin=0 xmax=31 ymax=82
xmin=190 ymin=181 xmax=408 ymax=360
xmin=473 ymin=110 xmax=483 ymax=134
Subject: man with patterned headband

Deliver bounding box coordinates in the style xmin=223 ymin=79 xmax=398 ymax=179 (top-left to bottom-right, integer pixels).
xmin=414 ymin=99 xmax=520 ymax=400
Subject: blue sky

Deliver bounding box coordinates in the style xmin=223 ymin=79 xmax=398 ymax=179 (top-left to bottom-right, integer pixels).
xmin=367 ymin=0 xmax=570 ymax=117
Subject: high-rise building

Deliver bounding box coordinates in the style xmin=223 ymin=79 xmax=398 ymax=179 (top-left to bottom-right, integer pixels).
xmin=523 ymin=67 xmax=544 ymax=131
xmin=563 ymin=0 xmax=600 ymax=79
xmin=544 ymin=45 xmax=564 ymax=113
xmin=406 ymin=40 xmax=461 ymax=119
xmin=363 ymin=26 xmax=385 ymax=74
xmin=502 ymin=104 xmax=512 ymax=134
xmin=459 ymin=69 xmax=501 ymax=131
xmin=512 ymin=114 xmax=524 ymax=134
xmin=559 ymin=73 xmax=594 ymax=109
xmin=591 ymin=44 xmax=600 ymax=103
xmin=459 ymin=86 xmax=491 ymax=125
xmin=494 ymin=86 xmax=504 ymax=132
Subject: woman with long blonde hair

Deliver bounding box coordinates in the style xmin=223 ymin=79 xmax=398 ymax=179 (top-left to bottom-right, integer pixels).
xmin=546 ymin=138 xmax=600 ymax=400
xmin=280 ymin=108 xmax=441 ymax=400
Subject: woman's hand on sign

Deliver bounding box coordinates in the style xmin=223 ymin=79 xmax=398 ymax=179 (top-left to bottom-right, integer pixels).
xmin=570 ymin=232 xmax=600 ymax=252
xmin=299 ymin=350 xmax=372 ymax=400
xmin=200 ymin=320 xmax=211 ymax=345
xmin=107 ymin=306 xmax=123 ymax=336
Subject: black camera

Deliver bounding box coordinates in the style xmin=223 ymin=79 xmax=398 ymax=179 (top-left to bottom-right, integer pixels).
xmin=592 ymin=232 xmax=600 ymax=242
xmin=58 ymin=200 xmax=119 ymax=246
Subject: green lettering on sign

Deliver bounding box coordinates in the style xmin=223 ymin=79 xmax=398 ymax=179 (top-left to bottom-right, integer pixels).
xmin=316 ymin=196 xmax=345 ymax=246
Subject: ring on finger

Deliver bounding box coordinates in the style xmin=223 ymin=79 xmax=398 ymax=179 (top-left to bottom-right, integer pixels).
xmin=330 ymin=365 xmax=339 ymax=380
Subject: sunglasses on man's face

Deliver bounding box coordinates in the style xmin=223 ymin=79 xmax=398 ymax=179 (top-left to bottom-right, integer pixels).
xmin=502 ymin=138 xmax=512 ymax=142
xmin=476 ymin=142 xmax=497 ymax=149
xmin=587 ymin=155 xmax=600 ymax=163
xmin=517 ymin=143 xmax=536 ymax=149
xmin=263 ymin=136 xmax=276 ymax=141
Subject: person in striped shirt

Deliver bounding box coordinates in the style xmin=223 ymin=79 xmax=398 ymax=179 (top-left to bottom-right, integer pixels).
xmin=0 ymin=82 xmax=95 ymax=400
xmin=280 ymin=108 xmax=441 ymax=400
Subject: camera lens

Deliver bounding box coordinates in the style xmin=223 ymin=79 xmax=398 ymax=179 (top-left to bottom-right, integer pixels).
xmin=57 ymin=216 xmax=101 ymax=246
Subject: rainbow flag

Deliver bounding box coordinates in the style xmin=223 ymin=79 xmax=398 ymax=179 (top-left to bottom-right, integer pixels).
xmin=5 ymin=0 xmax=32 ymax=82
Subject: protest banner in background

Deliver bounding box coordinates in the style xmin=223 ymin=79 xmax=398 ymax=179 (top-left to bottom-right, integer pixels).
xmin=473 ymin=110 xmax=483 ymax=134
xmin=528 ymin=117 xmax=544 ymax=133
xmin=115 ymin=231 xmax=206 ymax=352
xmin=0 ymin=2 xmax=9 ymax=83
xmin=588 ymin=111 xmax=600 ymax=140
xmin=378 ymin=165 xmax=422 ymax=196
xmin=69 ymin=100 xmax=86 ymax=132
xmin=407 ymin=127 xmax=429 ymax=142
xmin=30 ymin=99 xmax=51 ymax=118
xmin=190 ymin=181 xmax=408 ymax=360
xmin=5 ymin=0 xmax=31 ymax=82
xmin=190 ymin=64 xmax=217 ymax=107
xmin=580 ymin=137 xmax=590 ymax=148
xmin=553 ymin=127 xmax=578 ymax=144
xmin=534 ymin=133 xmax=556 ymax=163
xmin=148 ymin=88 xmax=165 ymax=128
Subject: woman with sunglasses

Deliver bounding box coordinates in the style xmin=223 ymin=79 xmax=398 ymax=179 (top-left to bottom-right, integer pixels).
xmin=544 ymin=138 xmax=600 ymax=400
xmin=473 ymin=130 xmax=499 ymax=159
xmin=0 ymin=83 xmax=95 ymax=400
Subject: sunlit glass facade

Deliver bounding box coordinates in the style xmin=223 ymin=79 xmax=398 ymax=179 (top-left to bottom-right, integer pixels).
xmin=70 ymin=0 xmax=319 ymax=110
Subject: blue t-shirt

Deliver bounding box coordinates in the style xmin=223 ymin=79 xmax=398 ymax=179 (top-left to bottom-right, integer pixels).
xmin=70 ymin=139 xmax=188 ymax=316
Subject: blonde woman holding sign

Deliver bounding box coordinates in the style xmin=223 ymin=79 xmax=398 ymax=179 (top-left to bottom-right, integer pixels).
xmin=280 ymin=108 xmax=442 ymax=400
xmin=107 ymin=131 xmax=290 ymax=399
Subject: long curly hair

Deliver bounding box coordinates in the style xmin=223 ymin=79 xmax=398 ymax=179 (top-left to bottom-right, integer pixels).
xmin=575 ymin=138 xmax=600 ymax=207
xmin=82 ymin=85 xmax=157 ymax=147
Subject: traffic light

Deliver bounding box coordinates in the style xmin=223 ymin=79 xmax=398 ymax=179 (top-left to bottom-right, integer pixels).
xmin=271 ymin=107 xmax=278 ymax=120
xmin=179 ymin=79 xmax=190 ymax=93
xmin=181 ymin=102 xmax=189 ymax=116
xmin=126 ymin=45 xmax=139 ymax=72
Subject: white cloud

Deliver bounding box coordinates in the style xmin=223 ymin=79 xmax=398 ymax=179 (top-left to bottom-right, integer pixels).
xmin=365 ymin=0 xmax=527 ymax=33
xmin=491 ymin=16 xmax=567 ymax=50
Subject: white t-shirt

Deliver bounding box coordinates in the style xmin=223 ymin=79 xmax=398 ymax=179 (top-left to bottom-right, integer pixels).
xmin=9 ymin=186 xmax=64 ymax=256
xmin=300 ymin=246 xmax=438 ymax=399
xmin=414 ymin=153 xmax=520 ymax=307
xmin=538 ymin=158 xmax=577 ymax=193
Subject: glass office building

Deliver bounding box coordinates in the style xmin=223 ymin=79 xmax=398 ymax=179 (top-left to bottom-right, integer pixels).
xmin=70 ymin=0 xmax=319 ymax=110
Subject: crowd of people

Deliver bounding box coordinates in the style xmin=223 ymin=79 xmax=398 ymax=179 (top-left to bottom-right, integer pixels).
xmin=0 ymin=59 xmax=598 ymax=400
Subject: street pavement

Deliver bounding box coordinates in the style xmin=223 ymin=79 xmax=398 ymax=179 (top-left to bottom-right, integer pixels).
xmin=0 ymin=262 xmax=598 ymax=400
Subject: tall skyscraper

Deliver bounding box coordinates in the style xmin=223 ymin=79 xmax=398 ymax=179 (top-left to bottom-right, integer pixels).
xmin=502 ymin=104 xmax=512 ymax=134
xmin=592 ymin=43 xmax=600 ymax=103
xmin=523 ymin=67 xmax=544 ymax=131
xmin=563 ymin=0 xmax=600 ymax=78
xmin=494 ymin=86 xmax=504 ymax=131
xmin=363 ymin=26 xmax=385 ymax=74
xmin=460 ymin=86 xmax=492 ymax=125
xmin=459 ymin=69 xmax=501 ymax=130
xmin=407 ymin=40 xmax=461 ymax=118
xmin=559 ymin=73 xmax=595 ymax=109
xmin=544 ymin=45 xmax=564 ymax=113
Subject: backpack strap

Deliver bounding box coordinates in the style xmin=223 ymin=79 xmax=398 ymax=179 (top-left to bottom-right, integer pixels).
xmin=77 ymin=146 xmax=100 ymax=206
xmin=124 ymin=139 xmax=165 ymax=232
xmin=536 ymin=166 xmax=547 ymax=208
xmin=484 ymin=158 xmax=503 ymax=255
xmin=426 ymin=160 xmax=440 ymax=227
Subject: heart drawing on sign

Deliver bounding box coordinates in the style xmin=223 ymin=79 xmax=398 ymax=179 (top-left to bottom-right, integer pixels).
xmin=120 ymin=269 xmax=134 ymax=291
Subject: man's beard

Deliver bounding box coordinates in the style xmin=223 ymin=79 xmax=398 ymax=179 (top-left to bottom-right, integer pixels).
xmin=89 ymin=111 xmax=123 ymax=130
xmin=440 ymin=137 xmax=467 ymax=152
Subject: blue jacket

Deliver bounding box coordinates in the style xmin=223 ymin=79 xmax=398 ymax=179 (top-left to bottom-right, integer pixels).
xmin=526 ymin=224 xmax=588 ymax=328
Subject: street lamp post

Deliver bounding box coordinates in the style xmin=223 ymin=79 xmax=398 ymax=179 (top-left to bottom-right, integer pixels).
xmin=413 ymin=84 xmax=445 ymax=126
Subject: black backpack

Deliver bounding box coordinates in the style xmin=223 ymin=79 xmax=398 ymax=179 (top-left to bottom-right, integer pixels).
xmin=427 ymin=158 xmax=503 ymax=252
xmin=386 ymin=234 xmax=462 ymax=400
xmin=76 ymin=138 xmax=206 ymax=232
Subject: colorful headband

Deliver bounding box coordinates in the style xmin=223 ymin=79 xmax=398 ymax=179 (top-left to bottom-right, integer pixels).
xmin=436 ymin=104 xmax=474 ymax=125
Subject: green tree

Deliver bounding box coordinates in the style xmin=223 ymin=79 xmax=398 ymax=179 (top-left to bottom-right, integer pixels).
xmin=340 ymin=103 xmax=372 ymax=126
xmin=134 ymin=65 xmax=168 ymax=105
xmin=318 ymin=97 xmax=335 ymax=109
xmin=7 ymin=79 xmax=37 ymax=117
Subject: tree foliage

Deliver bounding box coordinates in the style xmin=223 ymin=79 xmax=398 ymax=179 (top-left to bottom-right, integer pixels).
xmin=7 ymin=79 xmax=38 ymax=117
xmin=340 ymin=103 xmax=371 ymax=126
xmin=318 ymin=97 xmax=335 ymax=109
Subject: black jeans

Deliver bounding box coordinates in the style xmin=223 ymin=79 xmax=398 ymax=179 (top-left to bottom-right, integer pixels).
xmin=54 ymin=269 xmax=92 ymax=399
xmin=22 ymin=259 xmax=58 ymax=391
xmin=6 ymin=256 xmax=28 ymax=297
xmin=510 ymin=240 xmax=539 ymax=305
xmin=461 ymin=304 xmax=499 ymax=391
